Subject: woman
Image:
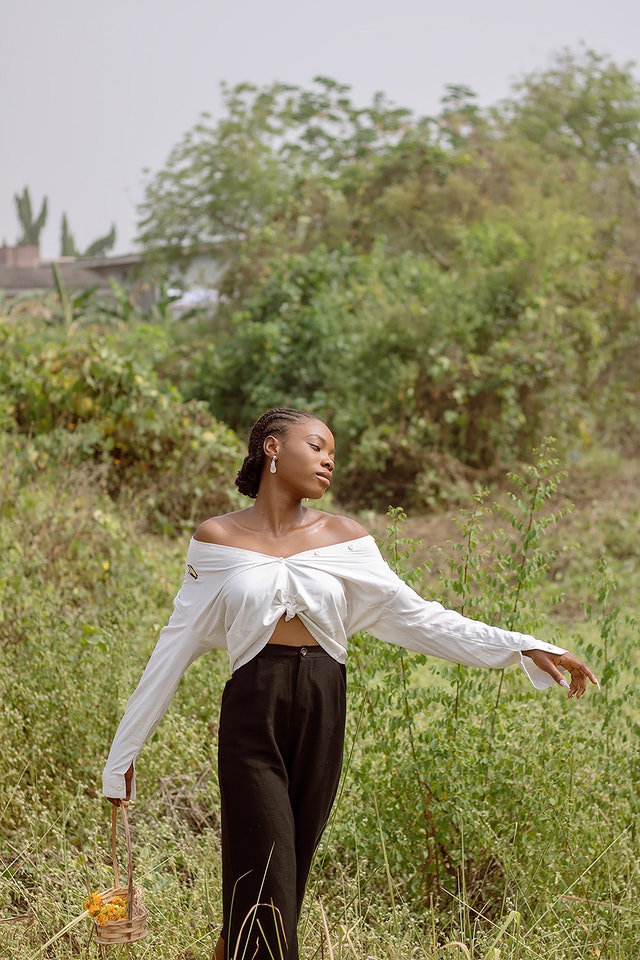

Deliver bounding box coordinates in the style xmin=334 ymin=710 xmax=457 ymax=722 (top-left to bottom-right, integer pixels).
xmin=103 ymin=407 xmax=597 ymax=960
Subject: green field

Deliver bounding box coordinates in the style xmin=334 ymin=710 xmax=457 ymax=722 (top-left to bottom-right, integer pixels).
xmin=1 ymin=307 xmax=638 ymax=959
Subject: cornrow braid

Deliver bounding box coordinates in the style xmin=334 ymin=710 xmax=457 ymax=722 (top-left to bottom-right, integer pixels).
xmin=235 ymin=407 xmax=317 ymax=498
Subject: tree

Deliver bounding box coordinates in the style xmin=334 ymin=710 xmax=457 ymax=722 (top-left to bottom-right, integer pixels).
xmin=59 ymin=216 xmax=116 ymax=258
xmin=136 ymin=77 xmax=439 ymax=273
xmin=83 ymin=224 xmax=116 ymax=258
xmin=60 ymin=214 xmax=79 ymax=257
xmin=14 ymin=187 xmax=48 ymax=247
xmin=141 ymin=55 xmax=640 ymax=500
xmin=496 ymin=47 xmax=640 ymax=166
xmin=137 ymin=82 xmax=298 ymax=266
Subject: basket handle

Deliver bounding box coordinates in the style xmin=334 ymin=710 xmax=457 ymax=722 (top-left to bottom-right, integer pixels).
xmin=111 ymin=803 xmax=134 ymax=920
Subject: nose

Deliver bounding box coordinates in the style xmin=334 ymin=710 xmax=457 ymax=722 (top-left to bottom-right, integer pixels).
xmin=322 ymin=453 xmax=335 ymax=471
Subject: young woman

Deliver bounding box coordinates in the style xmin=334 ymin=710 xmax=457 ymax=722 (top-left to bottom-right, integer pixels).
xmin=103 ymin=407 xmax=598 ymax=960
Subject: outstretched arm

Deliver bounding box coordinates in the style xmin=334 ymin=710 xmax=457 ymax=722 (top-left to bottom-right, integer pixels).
xmin=343 ymin=541 xmax=598 ymax=694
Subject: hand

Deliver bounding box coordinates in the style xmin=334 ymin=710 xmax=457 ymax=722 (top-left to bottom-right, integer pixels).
xmin=106 ymin=762 xmax=134 ymax=807
xmin=524 ymin=649 xmax=599 ymax=699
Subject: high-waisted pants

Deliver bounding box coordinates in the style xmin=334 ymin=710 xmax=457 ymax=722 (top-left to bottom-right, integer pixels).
xmin=217 ymin=644 xmax=346 ymax=960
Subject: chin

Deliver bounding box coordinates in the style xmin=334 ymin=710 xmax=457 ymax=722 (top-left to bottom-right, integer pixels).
xmin=305 ymin=485 xmax=327 ymax=501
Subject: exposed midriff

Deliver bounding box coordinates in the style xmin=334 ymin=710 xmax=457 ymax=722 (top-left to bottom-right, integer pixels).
xmin=268 ymin=614 xmax=320 ymax=646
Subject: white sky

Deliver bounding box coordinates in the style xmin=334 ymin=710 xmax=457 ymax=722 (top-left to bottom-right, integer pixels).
xmin=2 ymin=0 xmax=639 ymax=259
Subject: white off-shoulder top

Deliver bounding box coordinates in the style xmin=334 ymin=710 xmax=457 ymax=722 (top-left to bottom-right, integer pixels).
xmin=102 ymin=535 xmax=565 ymax=798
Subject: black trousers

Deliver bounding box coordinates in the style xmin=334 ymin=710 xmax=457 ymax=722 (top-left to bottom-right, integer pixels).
xmin=218 ymin=644 xmax=346 ymax=960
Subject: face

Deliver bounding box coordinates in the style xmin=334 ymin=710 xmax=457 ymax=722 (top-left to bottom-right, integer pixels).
xmin=268 ymin=418 xmax=336 ymax=498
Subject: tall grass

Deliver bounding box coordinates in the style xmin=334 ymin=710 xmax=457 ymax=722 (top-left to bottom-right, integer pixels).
xmin=1 ymin=345 xmax=639 ymax=956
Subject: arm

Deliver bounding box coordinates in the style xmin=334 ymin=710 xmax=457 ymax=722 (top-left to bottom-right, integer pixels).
xmin=376 ymin=580 xmax=598 ymax=693
xmin=369 ymin=579 xmax=569 ymax=688
xmin=344 ymin=541 xmax=597 ymax=694
xmin=103 ymin=546 xmax=227 ymax=802
xmin=102 ymin=614 xmax=209 ymax=802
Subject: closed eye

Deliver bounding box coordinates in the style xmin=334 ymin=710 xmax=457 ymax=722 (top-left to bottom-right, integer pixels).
xmin=306 ymin=434 xmax=336 ymax=462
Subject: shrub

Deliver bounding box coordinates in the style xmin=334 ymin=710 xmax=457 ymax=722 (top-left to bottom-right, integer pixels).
xmin=0 ymin=314 xmax=244 ymax=532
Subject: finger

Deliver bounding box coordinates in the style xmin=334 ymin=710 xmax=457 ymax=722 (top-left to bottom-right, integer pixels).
xmin=558 ymin=655 xmax=600 ymax=695
xmin=577 ymin=661 xmax=600 ymax=690
xmin=565 ymin=670 xmax=586 ymax=699
xmin=572 ymin=663 xmax=599 ymax=688
xmin=567 ymin=670 xmax=583 ymax=698
xmin=569 ymin=670 xmax=590 ymax=700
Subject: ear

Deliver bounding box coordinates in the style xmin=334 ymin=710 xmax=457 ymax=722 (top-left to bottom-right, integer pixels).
xmin=263 ymin=434 xmax=280 ymax=459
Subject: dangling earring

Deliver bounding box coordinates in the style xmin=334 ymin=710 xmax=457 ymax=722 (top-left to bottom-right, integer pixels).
xmin=270 ymin=456 xmax=277 ymax=474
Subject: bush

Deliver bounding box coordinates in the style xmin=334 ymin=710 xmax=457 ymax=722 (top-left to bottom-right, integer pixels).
xmin=189 ymin=239 xmax=621 ymax=511
xmin=0 ymin=313 xmax=244 ymax=532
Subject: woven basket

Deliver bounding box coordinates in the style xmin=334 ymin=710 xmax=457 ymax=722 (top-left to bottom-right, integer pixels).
xmin=94 ymin=804 xmax=148 ymax=945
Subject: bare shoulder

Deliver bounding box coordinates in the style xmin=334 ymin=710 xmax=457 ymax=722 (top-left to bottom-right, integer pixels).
xmin=318 ymin=511 xmax=370 ymax=543
xmin=193 ymin=511 xmax=251 ymax=544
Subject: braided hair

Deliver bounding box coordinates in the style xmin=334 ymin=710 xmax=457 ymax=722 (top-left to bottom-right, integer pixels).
xmin=235 ymin=407 xmax=318 ymax=498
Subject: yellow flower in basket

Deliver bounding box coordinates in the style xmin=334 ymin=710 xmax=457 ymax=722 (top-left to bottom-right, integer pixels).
xmin=84 ymin=892 xmax=128 ymax=926
xmin=84 ymin=891 xmax=103 ymax=919
xmin=85 ymin=805 xmax=148 ymax=944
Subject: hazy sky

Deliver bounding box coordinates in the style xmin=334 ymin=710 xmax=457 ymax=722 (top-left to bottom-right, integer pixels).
xmin=2 ymin=0 xmax=639 ymax=259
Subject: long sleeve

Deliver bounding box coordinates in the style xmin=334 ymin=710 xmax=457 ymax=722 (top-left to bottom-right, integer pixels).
xmin=369 ymin=579 xmax=565 ymax=688
xmin=102 ymin=553 xmax=227 ymax=800
xmin=341 ymin=540 xmax=566 ymax=689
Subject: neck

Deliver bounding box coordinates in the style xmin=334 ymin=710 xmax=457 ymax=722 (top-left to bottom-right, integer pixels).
xmin=248 ymin=492 xmax=307 ymax=537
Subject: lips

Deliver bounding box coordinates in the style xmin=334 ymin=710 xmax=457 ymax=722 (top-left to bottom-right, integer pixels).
xmin=315 ymin=472 xmax=332 ymax=486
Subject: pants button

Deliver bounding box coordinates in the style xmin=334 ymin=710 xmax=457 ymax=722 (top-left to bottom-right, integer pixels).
xmin=300 ymin=646 xmax=308 ymax=657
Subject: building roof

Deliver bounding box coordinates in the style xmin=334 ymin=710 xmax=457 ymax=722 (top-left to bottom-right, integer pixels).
xmin=80 ymin=253 xmax=143 ymax=271
xmin=0 ymin=263 xmax=112 ymax=294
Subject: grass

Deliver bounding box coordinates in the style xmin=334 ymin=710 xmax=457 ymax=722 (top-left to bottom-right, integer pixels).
xmin=1 ymin=436 xmax=639 ymax=959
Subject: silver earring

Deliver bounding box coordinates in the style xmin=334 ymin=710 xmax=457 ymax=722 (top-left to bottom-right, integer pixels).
xmin=270 ymin=456 xmax=277 ymax=474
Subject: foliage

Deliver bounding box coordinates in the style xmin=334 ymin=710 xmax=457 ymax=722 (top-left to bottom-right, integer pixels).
xmin=331 ymin=448 xmax=639 ymax=953
xmin=137 ymin=76 xmax=423 ymax=271
xmin=136 ymin=49 xmax=640 ymax=510
xmin=0 ymin=312 xmax=243 ymax=533
xmin=0 ymin=393 xmax=638 ymax=956
xmin=137 ymin=81 xmax=298 ymax=267
xmin=59 ymin=215 xmax=117 ymax=259
xmin=10 ymin=189 xmax=115 ymax=258
xmin=187 ymin=235 xmax=631 ymax=511
xmin=497 ymin=46 xmax=640 ymax=166
xmin=82 ymin=223 xmax=117 ymax=259
xmin=51 ymin=262 xmax=98 ymax=330
xmin=60 ymin=213 xmax=78 ymax=257
xmin=13 ymin=187 xmax=48 ymax=247
xmin=2 ymin=49 xmax=640 ymax=956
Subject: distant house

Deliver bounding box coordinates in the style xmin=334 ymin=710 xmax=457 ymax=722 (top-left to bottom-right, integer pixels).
xmin=0 ymin=245 xmax=225 ymax=319
xmin=0 ymin=245 xmax=143 ymax=297
xmin=166 ymin=250 xmax=224 ymax=313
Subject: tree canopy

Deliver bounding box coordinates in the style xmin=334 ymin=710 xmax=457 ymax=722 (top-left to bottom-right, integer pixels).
xmin=136 ymin=48 xmax=640 ymax=509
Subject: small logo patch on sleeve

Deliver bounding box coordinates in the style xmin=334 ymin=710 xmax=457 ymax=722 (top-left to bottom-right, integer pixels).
xmin=187 ymin=564 xmax=198 ymax=580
